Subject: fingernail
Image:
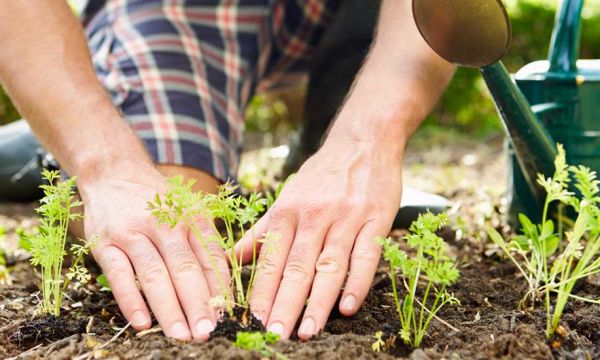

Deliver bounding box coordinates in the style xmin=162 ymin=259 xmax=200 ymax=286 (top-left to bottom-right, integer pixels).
xmin=341 ymin=294 xmax=357 ymax=312
xmin=299 ymin=317 xmax=315 ymax=337
xmin=195 ymin=318 xmax=214 ymax=337
xmin=171 ymin=322 xmax=191 ymax=340
xmin=132 ymin=311 xmax=149 ymax=327
xmin=268 ymin=322 xmax=285 ymax=337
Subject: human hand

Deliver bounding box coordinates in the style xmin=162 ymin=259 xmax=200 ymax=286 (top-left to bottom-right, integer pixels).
xmin=236 ymin=139 xmax=403 ymax=340
xmin=79 ymin=168 xmax=230 ymax=341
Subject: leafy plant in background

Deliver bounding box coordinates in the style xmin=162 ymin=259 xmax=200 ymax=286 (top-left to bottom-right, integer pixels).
xmin=149 ymin=176 xmax=276 ymax=316
xmin=378 ymin=212 xmax=460 ymax=348
xmin=233 ymin=331 xmax=286 ymax=359
xmin=27 ymin=170 xmax=94 ymax=316
xmin=488 ymin=145 xmax=600 ymax=338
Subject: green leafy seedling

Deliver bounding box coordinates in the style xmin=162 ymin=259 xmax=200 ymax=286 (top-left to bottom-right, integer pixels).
xmin=488 ymin=144 xmax=600 ymax=338
xmin=149 ymin=176 xmax=278 ymax=315
xmin=378 ymin=212 xmax=460 ymax=348
xmin=0 ymin=226 xmax=10 ymax=285
xmin=234 ymin=331 xmax=287 ymax=359
xmin=96 ymin=273 xmax=112 ymax=292
xmin=27 ymin=169 xmax=94 ymax=316
xmin=371 ymin=331 xmax=385 ymax=352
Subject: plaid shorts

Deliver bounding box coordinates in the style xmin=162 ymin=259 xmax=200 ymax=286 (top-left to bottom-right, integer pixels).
xmin=84 ymin=0 xmax=340 ymax=182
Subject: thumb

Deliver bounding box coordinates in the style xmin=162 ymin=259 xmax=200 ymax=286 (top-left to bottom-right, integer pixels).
xmin=232 ymin=215 xmax=268 ymax=265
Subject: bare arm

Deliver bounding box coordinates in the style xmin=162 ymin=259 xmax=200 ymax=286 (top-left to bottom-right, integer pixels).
xmin=0 ymin=1 xmax=228 ymax=341
xmin=243 ymin=0 xmax=455 ymax=340
xmin=0 ymin=1 xmax=153 ymax=181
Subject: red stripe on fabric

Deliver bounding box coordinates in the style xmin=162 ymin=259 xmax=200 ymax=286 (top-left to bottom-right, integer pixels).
xmin=115 ymin=2 xmax=176 ymax=163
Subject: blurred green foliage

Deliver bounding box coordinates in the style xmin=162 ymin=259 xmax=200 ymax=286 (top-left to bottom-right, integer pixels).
xmin=0 ymin=87 xmax=18 ymax=125
xmin=423 ymin=0 xmax=600 ymax=136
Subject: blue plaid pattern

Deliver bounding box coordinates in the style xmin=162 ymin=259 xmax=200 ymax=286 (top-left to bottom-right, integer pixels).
xmin=84 ymin=0 xmax=340 ymax=182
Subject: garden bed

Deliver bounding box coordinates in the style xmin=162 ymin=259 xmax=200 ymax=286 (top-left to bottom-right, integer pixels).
xmin=1 ymin=133 xmax=599 ymax=359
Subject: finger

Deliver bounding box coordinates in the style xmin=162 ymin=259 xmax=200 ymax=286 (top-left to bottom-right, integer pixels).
xmin=187 ymin=225 xmax=232 ymax=301
xmin=93 ymin=245 xmax=151 ymax=331
xmin=248 ymin=208 xmax=296 ymax=323
xmin=125 ymin=235 xmax=192 ymax=340
xmin=266 ymin=222 xmax=328 ymax=339
xmin=233 ymin=214 xmax=268 ymax=265
xmin=339 ymin=220 xmax=389 ymax=316
xmin=297 ymin=220 xmax=358 ymax=340
xmin=153 ymin=227 xmax=218 ymax=341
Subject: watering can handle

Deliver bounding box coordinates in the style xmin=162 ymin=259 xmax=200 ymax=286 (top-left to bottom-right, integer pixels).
xmin=548 ymin=0 xmax=584 ymax=73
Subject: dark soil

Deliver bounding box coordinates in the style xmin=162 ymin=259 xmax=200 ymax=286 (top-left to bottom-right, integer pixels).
xmin=9 ymin=315 xmax=86 ymax=348
xmin=2 ymin=232 xmax=599 ymax=359
xmin=210 ymin=305 xmax=265 ymax=341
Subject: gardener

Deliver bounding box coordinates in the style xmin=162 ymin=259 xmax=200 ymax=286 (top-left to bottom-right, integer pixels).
xmin=0 ymin=0 xmax=453 ymax=341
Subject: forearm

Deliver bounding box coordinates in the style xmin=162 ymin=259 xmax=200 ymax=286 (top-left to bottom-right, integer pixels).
xmin=0 ymin=1 xmax=155 ymax=186
xmin=324 ymin=0 xmax=455 ymax=158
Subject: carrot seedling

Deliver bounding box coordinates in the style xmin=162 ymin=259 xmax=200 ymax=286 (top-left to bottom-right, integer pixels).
xmin=149 ymin=176 xmax=273 ymax=315
xmin=488 ymin=144 xmax=600 ymax=338
xmin=234 ymin=331 xmax=287 ymax=359
xmin=0 ymin=226 xmax=10 ymax=285
xmin=27 ymin=170 xmax=94 ymax=316
xmin=378 ymin=212 xmax=460 ymax=348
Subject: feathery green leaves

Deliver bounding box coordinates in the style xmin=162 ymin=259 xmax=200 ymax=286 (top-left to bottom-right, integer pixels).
xmin=377 ymin=211 xmax=460 ymax=348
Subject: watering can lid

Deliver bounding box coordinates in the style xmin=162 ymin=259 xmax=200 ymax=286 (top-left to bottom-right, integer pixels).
xmin=412 ymin=0 xmax=511 ymax=68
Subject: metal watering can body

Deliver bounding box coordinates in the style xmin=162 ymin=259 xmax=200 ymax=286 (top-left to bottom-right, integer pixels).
xmin=412 ymin=0 xmax=600 ymax=226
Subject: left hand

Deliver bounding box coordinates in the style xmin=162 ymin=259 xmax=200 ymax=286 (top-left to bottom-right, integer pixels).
xmin=236 ymin=137 xmax=403 ymax=340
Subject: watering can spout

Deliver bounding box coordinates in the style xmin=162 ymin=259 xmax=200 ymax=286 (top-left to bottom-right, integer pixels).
xmin=480 ymin=63 xmax=558 ymax=204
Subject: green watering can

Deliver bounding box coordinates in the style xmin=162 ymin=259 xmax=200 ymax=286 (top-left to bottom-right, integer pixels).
xmin=412 ymin=0 xmax=600 ymax=226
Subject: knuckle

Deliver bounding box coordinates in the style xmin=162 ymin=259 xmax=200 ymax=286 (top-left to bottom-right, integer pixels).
xmin=257 ymin=256 xmax=280 ymax=276
xmin=315 ymin=249 xmax=345 ymax=275
xmin=283 ymin=258 xmax=310 ymax=282
xmin=269 ymin=206 xmax=293 ymax=225
xmin=173 ymin=259 xmax=202 ymax=277
xmin=301 ymin=203 xmax=324 ymax=223
xmin=352 ymin=246 xmax=381 ymax=263
xmin=140 ymin=264 xmax=168 ymax=284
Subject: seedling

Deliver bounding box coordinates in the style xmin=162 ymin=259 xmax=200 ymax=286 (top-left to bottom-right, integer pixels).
xmin=233 ymin=331 xmax=286 ymax=359
xmin=488 ymin=144 xmax=600 ymax=338
xmin=149 ymin=176 xmax=274 ymax=315
xmin=26 ymin=170 xmax=94 ymax=316
xmin=377 ymin=212 xmax=460 ymax=348
xmin=96 ymin=274 xmax=112 ymax=292
xmin=0 ymin=226 xmax=11 ymax=285
xmin=371 ymin=331 xmax=385 ymax=352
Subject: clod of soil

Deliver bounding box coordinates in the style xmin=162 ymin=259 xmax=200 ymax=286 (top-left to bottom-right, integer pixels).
xmin=210 ymin=305 xmax=265 ymax=341
xmin=9 ymin=315 xmax=86 ymax=348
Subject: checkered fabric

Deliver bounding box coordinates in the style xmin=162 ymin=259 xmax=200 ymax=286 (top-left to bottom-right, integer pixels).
xmin=84 ymin=0 xmax=340 ymax=182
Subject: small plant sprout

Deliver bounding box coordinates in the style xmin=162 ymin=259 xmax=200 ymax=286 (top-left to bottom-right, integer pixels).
xmin=148 ymin=176 xmax=271 ymax=315
xmin=27 ymin=169 xmax=94 ymax=316
xmin=378 ymin=212 xmax=460 ymax=348
xmin=0 ymin=226 xmax=11 ymax=285
xmin=96 ymin=274 xmax=112 ymax=292
xmin=488 ymin=144 xmax=600 ymax=338
xmin=233 ymin=331 xmax=287 ymax=359
xmin=371 ymin=331 xmax=385 ymax=352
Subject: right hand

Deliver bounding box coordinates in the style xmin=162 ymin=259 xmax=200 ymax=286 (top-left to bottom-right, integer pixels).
xmin=79 ymin=167 xmax=230 ymax=341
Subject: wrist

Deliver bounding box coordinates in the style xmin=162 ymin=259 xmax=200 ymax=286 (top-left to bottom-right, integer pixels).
xmin=322 ymin=98 xmax=416 ymax=164
xmin=70 ymin=122 xmax=159 ymax=191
